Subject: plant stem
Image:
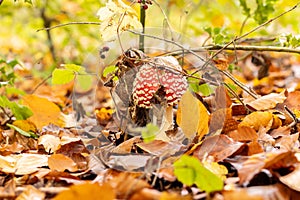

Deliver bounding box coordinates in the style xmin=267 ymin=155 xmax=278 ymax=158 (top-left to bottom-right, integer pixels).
xmin=139 ymin=0 xmax=146 ymax=52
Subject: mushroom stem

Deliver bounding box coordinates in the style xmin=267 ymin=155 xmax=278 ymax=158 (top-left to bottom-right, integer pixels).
xmin=155 ymin=106 xmax=173 ymax=141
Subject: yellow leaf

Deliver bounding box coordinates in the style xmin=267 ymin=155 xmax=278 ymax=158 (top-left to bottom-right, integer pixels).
xmin=48 ymin=154 xmax=78 ymax=172
xmin=96 ymin=0 xmax=142 ymax=41
xmin=22 ymin=95 xmax=65 ymax=129
xmin=203 ymin=161 xmax=228 ymax=181
xmin=177 ymin=91 xmax=209 ymax=140
xmin=239 ymin=111 xmax=281 ymax=131
xmin=12 ymin=120 xmax=37 ymax=132
xmin=54 ymin=183 xmax=115 ymax=200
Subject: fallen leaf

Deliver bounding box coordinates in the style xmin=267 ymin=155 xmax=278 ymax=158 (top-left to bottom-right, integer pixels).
xmin=239 ymin=111 xmax=281 ymax=131
xmin=227 ymin=126 xmax=258 ymax=142
xmin=16 ymin=185 xmax=45 ymax=200
xmin=284 ymin=91 xmax=300 ymax=110
xmin=280 ymin=165 xmax=300 ymax=192
xmin=221 ymin=184 xmax=293 ymax=200
xmin=136 ymin=140 xmax=183 ymax=156
xmin=109 ymin=172 xmax=149 ymax=199
xmin=209 ymin=108 xmax=239 ymax=134
xmin=54 ymin=183 xmax=115 ymax=200
xmin=48 ymin=154 xmax=78 ymax=172
xmin=177 ymin=91 xmax=209 ymax=140
xmin=22 ymin=95 xmax=64 ymax=129
xmin=38 ymin=134 xmax=61 ymax=153
xmin=246 ymin=90 xmax=286 ymax=110
xmin=193 ymin=135 xmax=245 ymax=162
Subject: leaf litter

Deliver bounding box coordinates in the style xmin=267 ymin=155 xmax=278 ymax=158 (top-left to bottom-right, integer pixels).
xmin=2 ymin=50 xmax=300 ymax=199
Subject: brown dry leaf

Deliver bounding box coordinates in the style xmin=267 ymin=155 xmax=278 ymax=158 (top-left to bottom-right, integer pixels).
xmin=221 ymin=184 xmax=292 ymax=200
xmin=48 ymin=154 xmax=78 ymax=172
xmin=215 ymin=86 xmax=232 ymax=109
xmin=280 ymin=165 xmax=300 ymax=192
xmin=177 ymin=91 xmax=209 ymax=140
xmin=54 ymin=183 xmax=115 ymax=200
xmin=275 ymin=133 xmax=299 ymax=151
xmin=210 ymin=108 xmax=239 ymax=134
xmin=38 ymin=134 xmax=61 ymax=153
xmin=112 ymin=136 xmax=141 ymax=154
xmin=130 ymin=188 xmax=192 ymax=200
xmin=269 ymin=126 xmax=291 ymax=138
xmin=0 ymin=179 xmax=15 ymax=199
xmin=227 ymin=126 xmax=258 ymax=142
xmin=22 ymin=94 xmax=65 ymax=129
xmin=213 ymin=58 xmax=229 ymax=70
xmin=136 ymin=140 xmax=183 ymax=156
xmin=247 ymin=141 xmax=264 ymax=156
xmin=193 ymin=135 xmax=245 ymax=162
xmin=238 ymin=151 xmax=297 ymax=184
xmin=239 ymin=111 xmax=281 ymax=131
xmin=284 ymin=91 xmax=300 ymax=110
xmin=246 ymin=90 xmax=286 ymax=110
xmin=109 ymin=172 xmax=149 ymax=199
xmin=16 ymin=185 xmax=45 ymax=200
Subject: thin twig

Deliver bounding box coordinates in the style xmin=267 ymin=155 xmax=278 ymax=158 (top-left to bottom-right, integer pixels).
xmin=168 ymin=44 xmax=300 ymax=56
xmin=36 ymin=22 xmax=101 ymax=32
xmin=139 ymin=0 xmax=146 ymax=52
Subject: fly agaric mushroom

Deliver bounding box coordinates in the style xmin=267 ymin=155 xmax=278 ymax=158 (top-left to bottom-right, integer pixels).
xmin=132 ymin=56 xmax=188 ymax=108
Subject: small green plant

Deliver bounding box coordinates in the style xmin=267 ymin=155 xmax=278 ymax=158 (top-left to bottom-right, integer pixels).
xmin=173 ymin=155 xmax=224 ymax=193
xmin=52 ymin=64 xmax=93 ymax=90
xmin=239 ymin=0 xmax=279 ymax=25
xmin=141 ymin=123 xmax=159 ymax=143
xmin=0 ymin=58 xmax=33 ymax=123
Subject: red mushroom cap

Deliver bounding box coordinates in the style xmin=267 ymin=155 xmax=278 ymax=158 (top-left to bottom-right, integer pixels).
xmin=132 ymin=56 xmax=188 ymax=108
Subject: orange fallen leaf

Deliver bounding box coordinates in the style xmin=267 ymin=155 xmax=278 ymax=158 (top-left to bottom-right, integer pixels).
xmin=48 ymin=154 xmax=78 ymax=172
xmin=227 ymin=126 xmax=258 ymax=142
xmin=54 ymin=183 xmax=115 ymax=200
xmin=22 ymin=95 xmax=65 ymax=129
xmin=239 ymin=111 xmax=281 ymax=131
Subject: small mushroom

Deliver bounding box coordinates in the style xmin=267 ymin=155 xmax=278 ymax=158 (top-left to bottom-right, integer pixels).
xmin=132 ymin=56 xmax=188 ymax=108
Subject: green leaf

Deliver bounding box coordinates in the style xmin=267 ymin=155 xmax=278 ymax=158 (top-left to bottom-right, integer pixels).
xmin=76 ymin=74 xmax=93 ymax=91
xmin=9 ymin=102 xmax=33 ymax=120
xmin=7 ymin=124 xmax=38 ymax=138
xmin=239 ymin=0 xmax=251 ymax=16
xmin=198 ymin=83 xmax=214 ymax=96
xmin=254 ymin=0 xmax=278 ymax=24
xmin=174 ymin=155 xmax=223 ymax=193
xmin=141 ymin=123 xmax=159 ymax=143
xmin=6 ymin=87 xmax=26 ymax=96
xmin=52 ymin=69 xmax=75 ymax=85
xmin=63 ymin=64 xmax=85 ymax=73
xmin=102 ymin=65 xmax=118 ymax=78
xmin=0 ymin=96 xmax=32 ymax=120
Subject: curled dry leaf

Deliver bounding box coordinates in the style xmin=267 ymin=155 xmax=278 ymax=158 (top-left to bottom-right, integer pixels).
xmin=280 ymin=165 xmax=300 ymax=192
xmin=246 ymin=90 xmax=287 ymax=110
xmin=48 ymin=154 xmax=78 ymax=172
xmin=38 ymin=134 xmax=61 ymax=154
xmin=239 ymin=111 xmax=281 ymax=131
xmin=209 ymin=108 xmax=239 ymax=134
